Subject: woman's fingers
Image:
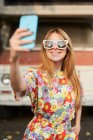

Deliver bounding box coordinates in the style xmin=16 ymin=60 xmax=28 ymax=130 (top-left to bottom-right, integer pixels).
xmin=10 ymin=43 xmax=30 ymax=51
xmin=16 ymin=30 xmax=33 ymax=39
xmin=70 ymin=126 xmax=76 ymax=132
xmin=10 ymin=28 xmax=34 ymax=48
xmin=71 ymin=126 xmax=80 ymax=135
xmin=13 ymin=28 xmax=33 ymax=41
xmin=14 ymin=28 xmax=28 ymax=35
xmin=19 ymin=39 xmax=34 ymax=45
xmin=9 ymin=28 xmax=34 ymax=62
xmin=14 ymin=47 xmax=29 ymax=52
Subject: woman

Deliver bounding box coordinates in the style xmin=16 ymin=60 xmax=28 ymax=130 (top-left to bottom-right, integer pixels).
xmin=9 ymin=28 xmax=82 ymax=140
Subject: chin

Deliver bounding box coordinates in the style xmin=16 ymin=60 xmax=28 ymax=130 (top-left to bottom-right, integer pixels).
xmin=50 ymin=56 xmax=63 ymax=62
xmin=51 ymin=58 xmax=63 ymax=62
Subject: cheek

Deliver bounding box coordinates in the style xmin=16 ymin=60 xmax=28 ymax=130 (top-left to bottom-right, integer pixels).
xmin=62 ymin=50 xmax=67 ymax=57
xmin=60 ymin=49 xmax=67 ymax=59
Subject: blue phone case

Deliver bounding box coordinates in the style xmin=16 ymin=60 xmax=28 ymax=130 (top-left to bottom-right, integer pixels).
xmin=19 ymin=15 xmax=38 ymax=50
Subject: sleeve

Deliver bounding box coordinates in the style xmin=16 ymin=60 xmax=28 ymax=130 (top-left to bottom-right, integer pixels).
xmin=22 ymin=67 xmax=38 ymax=113
xmin=22 ymin=67 xmax=37 ymax=96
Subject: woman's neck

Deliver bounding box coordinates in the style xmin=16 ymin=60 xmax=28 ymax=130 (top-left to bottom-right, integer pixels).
xmin=54 ymin=61 xmax=62 ymax=72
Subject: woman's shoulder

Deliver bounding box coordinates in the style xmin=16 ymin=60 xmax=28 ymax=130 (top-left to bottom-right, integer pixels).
xmin=27 ymin=65 xmax=42 ymax=76
xmin=27 ymin=66 xmax=38 ymax=72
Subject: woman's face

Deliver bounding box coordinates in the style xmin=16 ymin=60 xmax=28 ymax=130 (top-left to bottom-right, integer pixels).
xmin=45 ymin=32 xmax=67 ymax=63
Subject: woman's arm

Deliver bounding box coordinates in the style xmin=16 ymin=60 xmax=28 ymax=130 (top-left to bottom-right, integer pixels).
xmin=71 ymin=105 xmax=82 ymax=135
xmin=10 ymin=60 xmax=26 ymax=97
xmin=75 ymin=105 xmax=82 ymax=134
xmin=9 ymin=28 xmax=32 ymax=97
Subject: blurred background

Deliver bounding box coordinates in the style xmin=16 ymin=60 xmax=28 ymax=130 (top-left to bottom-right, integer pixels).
xmin=0 ymin=0 xmax=93 ymax=140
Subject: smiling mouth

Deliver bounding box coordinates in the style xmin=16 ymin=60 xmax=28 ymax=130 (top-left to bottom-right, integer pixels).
xmin=51 ymin=52 xmax=62 ymax=55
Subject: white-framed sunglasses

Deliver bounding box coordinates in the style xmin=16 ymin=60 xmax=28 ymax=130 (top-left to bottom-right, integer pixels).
xmin=43 ymin=40 xmax=68 ymax=49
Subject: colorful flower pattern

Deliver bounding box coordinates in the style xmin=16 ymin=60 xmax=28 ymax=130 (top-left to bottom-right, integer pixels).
xmin=23 ymin=67 xmax=78 ymax=140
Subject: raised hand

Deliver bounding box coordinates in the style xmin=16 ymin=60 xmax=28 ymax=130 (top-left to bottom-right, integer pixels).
xmin=9 ymin=28 xmax=33 ymax=62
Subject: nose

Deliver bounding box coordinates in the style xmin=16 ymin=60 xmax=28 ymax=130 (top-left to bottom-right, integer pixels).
xmin=52 ymin=43 xmax=58 ymax=49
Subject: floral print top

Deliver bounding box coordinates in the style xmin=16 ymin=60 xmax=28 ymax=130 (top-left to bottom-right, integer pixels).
xmin=23 ymin=67 xmax=78 ymax=140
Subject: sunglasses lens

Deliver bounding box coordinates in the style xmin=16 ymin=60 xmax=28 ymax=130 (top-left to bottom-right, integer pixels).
xmin=57 ymin=41 xmax=66 ymax=49
xmin=44 ymin=41 xmax=53 ymax=49
xmin=43 ymin=40 xmax=67 ymax=49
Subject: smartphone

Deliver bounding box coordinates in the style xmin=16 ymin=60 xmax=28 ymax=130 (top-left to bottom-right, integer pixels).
xmin=19 ymin=15 xmax=38 ymax=50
